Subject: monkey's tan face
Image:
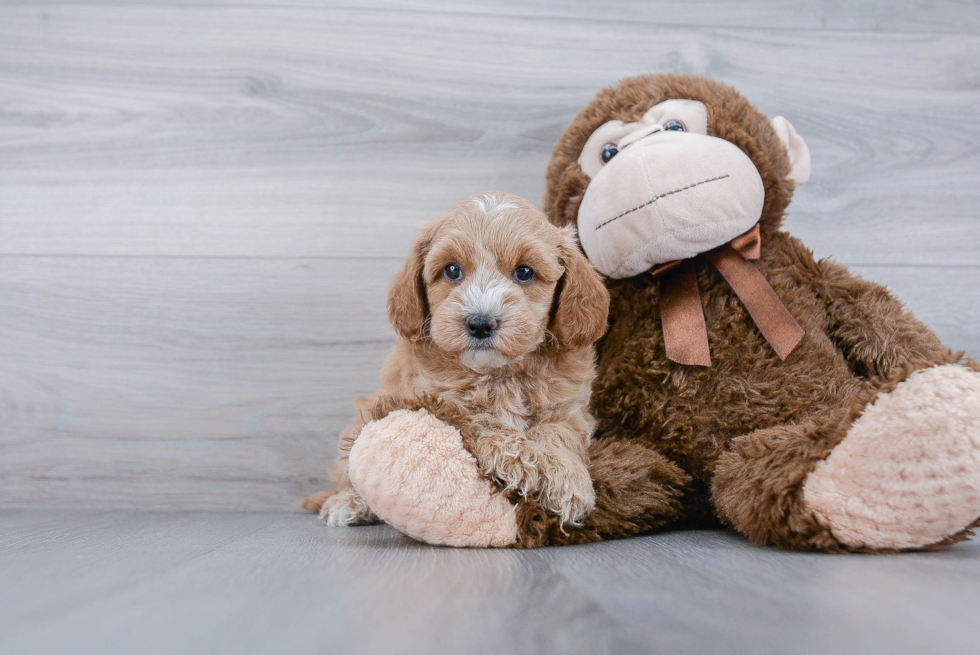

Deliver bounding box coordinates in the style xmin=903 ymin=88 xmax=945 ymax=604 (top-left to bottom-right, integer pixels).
xmin=574 ymin=99 xmax=808 ymax=279
xmin=422 ymin=197 xmax=565 ymax=372
xmin=575 ymin=99 xmax=765 ymax=278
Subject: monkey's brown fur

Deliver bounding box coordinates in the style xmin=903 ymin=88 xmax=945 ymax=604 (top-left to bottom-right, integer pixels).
xmin=514 ymin=74 xmax=980 ymax=551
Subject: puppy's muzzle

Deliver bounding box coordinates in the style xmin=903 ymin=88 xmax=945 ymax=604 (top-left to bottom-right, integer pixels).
xmin=465 ymin=314 xmax=498 ymax=341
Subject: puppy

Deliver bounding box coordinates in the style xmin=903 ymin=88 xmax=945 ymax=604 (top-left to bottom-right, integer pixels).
xmin=302 ymin=192 xmax=610 ymax=527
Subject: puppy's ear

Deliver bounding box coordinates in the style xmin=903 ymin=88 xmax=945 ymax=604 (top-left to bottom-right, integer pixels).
xmin=551 ymin=228 xmax=610 ymax=350
xmin=387 ymin=224 xmax=433 ymax=341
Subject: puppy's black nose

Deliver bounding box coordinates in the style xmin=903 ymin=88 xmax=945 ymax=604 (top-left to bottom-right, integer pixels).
xmin=465 ymin=314 xmax=498 ymax=340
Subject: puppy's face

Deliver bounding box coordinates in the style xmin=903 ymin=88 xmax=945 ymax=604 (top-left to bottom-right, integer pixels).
xmin=388 ymin=193 xmax=609 ymax=372
xmin=424 ymin=196 xmax=565 ymax=371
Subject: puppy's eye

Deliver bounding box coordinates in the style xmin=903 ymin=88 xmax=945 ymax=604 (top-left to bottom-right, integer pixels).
xmin=444 ymin=263 xmax=463 ymax=282
xmin=513 ymin=265 xmax=534 ymax=284
xmin=600 ymin=143 xmax=619 ymax=164
xmin=664 ymin=120 xmax=685 ymax=132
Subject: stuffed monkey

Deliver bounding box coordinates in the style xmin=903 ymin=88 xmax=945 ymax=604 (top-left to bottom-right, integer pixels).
xmin=308 ymin=74 xmax=980 ymax=552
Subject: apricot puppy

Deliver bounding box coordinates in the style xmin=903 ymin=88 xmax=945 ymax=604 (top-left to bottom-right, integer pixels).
xmin=302 ymin=192 xmax=610 ymax=527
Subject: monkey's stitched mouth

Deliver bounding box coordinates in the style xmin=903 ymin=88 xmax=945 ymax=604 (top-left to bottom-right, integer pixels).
xmin=594 ymin=174 xmax=730 ymax=231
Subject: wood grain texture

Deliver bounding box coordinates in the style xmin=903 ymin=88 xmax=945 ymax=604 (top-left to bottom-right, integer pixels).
xmin=0 ymin=258 xmax=976 ymax=510
xmin=1 ymin=6 xmax=979 ymax=265
xmin=3 ymin=1 xmax=979 ymax=34
xmin=2 ymin=510 xmax=979 ymax=655
xmin=0 ymin=2 xmax=978 ymax=510
xmin=0 ymin=257 xmax=400 ymax=508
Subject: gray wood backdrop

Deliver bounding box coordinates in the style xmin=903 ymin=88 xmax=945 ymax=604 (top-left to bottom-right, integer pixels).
xmin=2 ymin=0 xmax=979 ymax=510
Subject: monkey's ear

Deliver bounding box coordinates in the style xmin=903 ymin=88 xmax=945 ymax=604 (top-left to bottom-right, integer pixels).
xmin=551 ymin=228 xmax=610 ymax=350
xmin=770 ymin=116 xmax=811 ymax=185
xmin=387 ymin=224 xmax=433 ymax=341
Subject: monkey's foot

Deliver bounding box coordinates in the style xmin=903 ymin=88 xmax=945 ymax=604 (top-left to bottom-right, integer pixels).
xmin=804 ymin=364 xmax=980 ymax=550
xmin=348 ymin=409 xmax=518 ymax=548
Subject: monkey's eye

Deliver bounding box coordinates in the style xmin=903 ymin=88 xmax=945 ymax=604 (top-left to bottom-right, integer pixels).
xmin=513 ymin=265 xmax=535 ymax=284
xmin=664 ymin=120 xmax=686 ymax=132
xmin=600 ymin=143 xmax=619 ymax=164
xmin=444 ymin=263 xmax=463 ymax=282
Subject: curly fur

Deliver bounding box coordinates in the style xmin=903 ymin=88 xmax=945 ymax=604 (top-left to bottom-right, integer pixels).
xmin=537 ymin=74 xmax=978 ymax=552
xmin=307 ymin=76 xmax=980 ymax=553
xmin=302 ymin=193 xmax=611 ymax=527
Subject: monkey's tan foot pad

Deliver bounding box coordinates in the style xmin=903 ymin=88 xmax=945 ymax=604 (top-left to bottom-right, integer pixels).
xmin=348 ymin=409 xmax=518 ymax=548
xmin=804 ymin=364 xmax=980 ymax=550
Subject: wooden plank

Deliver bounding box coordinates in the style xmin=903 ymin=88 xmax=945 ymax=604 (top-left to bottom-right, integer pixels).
xmin=0 ymin=256 xmax=401 ymax=349
xmin=0 ymin=257 xmax=976 ymax=510
xmin=0 ymin=257 xmax=402 ymax=508
xmin=2 ymin=511 xmax=979 ymax=655
xmin=2 ymin=1 xmax=978 ymax=34
xmin=0 ymin=510 xmax=617 ymax=655
xmin=542 ymin=528 xmax=980 ymax=655
xmin=1 ymin=7 xmax=978 ymax=265
xmin=0 ymin=343 xmax=385 ymax=508
xmin=0 ymin=510 xmax=276 ymax=627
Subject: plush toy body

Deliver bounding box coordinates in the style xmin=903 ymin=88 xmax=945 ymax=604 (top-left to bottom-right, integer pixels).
xmin=315 ymin=75 xmax=980 ymax=552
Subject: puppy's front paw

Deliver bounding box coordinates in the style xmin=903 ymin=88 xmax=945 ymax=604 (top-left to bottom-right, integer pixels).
xmin=318 ymin=488 xmax=378 ymax=527
xmin=474 ymin=434 xmax=541 ymax=501
xmin=537 ymin=453 xmax=595 ymax=525
xmin=474 ymin=431 xmax=596 ymax=525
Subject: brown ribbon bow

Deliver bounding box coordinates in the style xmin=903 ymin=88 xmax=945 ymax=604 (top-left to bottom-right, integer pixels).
xmin=650 ymin=223 xmax=805 ymax=367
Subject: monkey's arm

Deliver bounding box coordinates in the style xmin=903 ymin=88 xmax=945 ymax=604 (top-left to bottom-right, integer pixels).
xmin=817 ymin=258 xmax=952 ymax=379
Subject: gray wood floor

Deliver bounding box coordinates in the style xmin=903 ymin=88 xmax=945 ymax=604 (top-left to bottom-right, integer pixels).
xmin=2 ymin=3 xmax=980 ymax=653
xmin=2 ymin=510 xmax=980 ymax=655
